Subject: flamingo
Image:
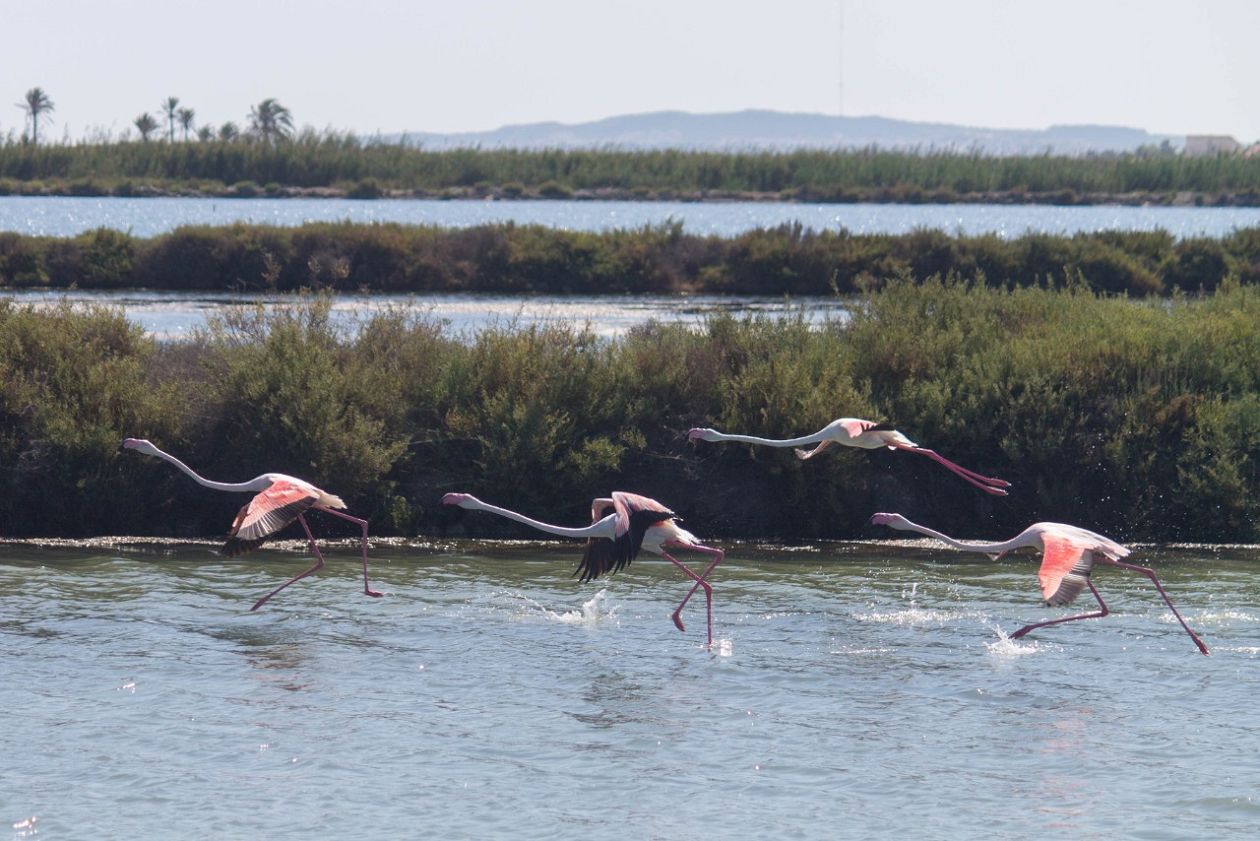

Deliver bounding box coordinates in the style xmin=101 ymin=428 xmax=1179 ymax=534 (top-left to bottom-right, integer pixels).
xmin=869 ymin=513 xmax=1209 ymax=654
xmin=442 ymin=491 xmax=724 ymax=645
xmin=687 ymin=418 xmax=1010 ymax=496
xmin=121 ymin=438 xmax=381 ymax=610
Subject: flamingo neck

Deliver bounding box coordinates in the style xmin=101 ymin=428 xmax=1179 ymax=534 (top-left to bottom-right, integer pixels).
xmin=709 ymin=429 xmax=828 ymax=448
xmin=895 ymin=519 xmax=1030 ymax=556
xmin=146 ymin=445 xmax=270 ymax=494
xmin=468 ymin=500 xmax=617 ymax=539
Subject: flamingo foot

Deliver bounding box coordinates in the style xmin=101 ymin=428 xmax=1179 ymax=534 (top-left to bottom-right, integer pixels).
xmin=1008 ymin=625 xmax=1031 ymax=640
xmin=365 ymin=588 xmax=384 ymax=598
xmin=671 ymin=611 xmax=686 ymax=632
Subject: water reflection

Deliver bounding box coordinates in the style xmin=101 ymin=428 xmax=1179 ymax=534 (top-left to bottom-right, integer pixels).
xmin=4 ymin=196 xmax=1260 ymax=239
xmin=0 ymin=288 xmax=850 ymax=341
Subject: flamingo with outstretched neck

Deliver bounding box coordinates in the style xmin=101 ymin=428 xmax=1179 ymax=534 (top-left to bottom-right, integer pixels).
xmin=687 ymin=418 xmax=1010 ymax=496
xmin=122 ymin=438 xmax=381 ymax=610
xmin=443 ymin=491 xmax=724 ymax=645
xmin=869 ymin=512 xmax=1209 ymax=654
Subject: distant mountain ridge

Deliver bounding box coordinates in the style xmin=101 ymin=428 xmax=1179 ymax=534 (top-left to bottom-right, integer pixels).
xmin=391 ymin=109 xmax=1178 ymax=155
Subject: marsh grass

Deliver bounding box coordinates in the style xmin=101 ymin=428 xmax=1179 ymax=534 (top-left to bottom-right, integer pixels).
xmin=4 ymin=138 xmax=1260 ymax=202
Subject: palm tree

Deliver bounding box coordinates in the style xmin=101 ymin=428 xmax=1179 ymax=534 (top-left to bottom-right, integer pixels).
xmin=248 ymin=98 xmax=293 ymax=143
xmin=134 ymin=112 xmax=159 ymax=142
xmin=16 ymin=87 xmax=54 ymax=144
xmin=177 ymin=107 xmax=195 ymax=141
xmin=218 ymin=121 xmax=240 ymax=142
xmin=196 ymin=125 xmax=214 ymax=142
xmin=162 ymin=96 xmax=180 ymax=142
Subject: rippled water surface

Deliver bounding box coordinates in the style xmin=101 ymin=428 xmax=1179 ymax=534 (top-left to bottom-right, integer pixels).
xmin=4 ymin=195 xmax=1260 ymax=239
xmin=0 ymin=289 xmax=849 ymax=341
xmin=3 ymin=539 xmax=1257 ymax=838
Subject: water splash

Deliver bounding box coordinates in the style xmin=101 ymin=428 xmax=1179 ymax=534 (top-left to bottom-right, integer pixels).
xmin=516 ymin=589 xmax=619 ymax=626
xmin=985 ymin=624 xmax=1043 ymax=657
xmin=857 ymin=606 xmax=988 ymax=626
xmin=714 ymin=638 xmax=734 ymax=657
xmin=12 ymin=815 xmax=37 ymax=837
xmin=1190 ymin=609 xmax=1258 ymax=626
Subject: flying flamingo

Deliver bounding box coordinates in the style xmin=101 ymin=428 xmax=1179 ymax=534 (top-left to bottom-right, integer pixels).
xmin=869 ymin=513 xmax=1209 ymax=654
xmin=442 ymin=491 xmax=724 ymax=645
xmin=687 ymin=418 xmax=1010 ymax=496
xmin=122 ymin=438 xmax=381 ymax=610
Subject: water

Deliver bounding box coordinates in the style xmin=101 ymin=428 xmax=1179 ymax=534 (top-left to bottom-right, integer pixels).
xmin=2 ymin=539 xmax=1256 ymax=838
xmin=0 ymin=289 xmax=849 ymax=341
xmin=4 ymin=195 xmax=1260 ymax=239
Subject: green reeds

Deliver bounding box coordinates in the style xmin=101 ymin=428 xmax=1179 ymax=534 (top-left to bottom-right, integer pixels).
xmin=3 ymin=136 xmax=1260 ymax=202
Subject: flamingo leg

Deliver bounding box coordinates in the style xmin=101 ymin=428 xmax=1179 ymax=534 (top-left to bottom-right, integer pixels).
xmin=901 ymin=445 xmax=1011 ymax=496
xmin=316 ymin=507 xmax=382 ymax=598
xmin=250 ymin=514 xmax=326 ymax=611
xmin=1099 ymin=558 xmax=1210 ymax=656
xmin=1009 ymin=578 xmax=1109 ymax=640
xmin=660 ymin=546 xmax=722 ymax=647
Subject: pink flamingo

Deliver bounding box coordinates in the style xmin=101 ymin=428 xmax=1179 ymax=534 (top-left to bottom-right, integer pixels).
xmin=122 ymin=438 xmax=381 ymax=610
xmin=688 ymin=418 xmax=1010 ymax=496
xmin=869 ymin=513 xmax=1209 ymax=654
xmin=442 ymin=491 xmax=724 ymax=645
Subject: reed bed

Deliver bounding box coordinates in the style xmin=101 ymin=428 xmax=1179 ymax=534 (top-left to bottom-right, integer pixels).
xmin=3 ymin=137 xmax=1260 ymax=203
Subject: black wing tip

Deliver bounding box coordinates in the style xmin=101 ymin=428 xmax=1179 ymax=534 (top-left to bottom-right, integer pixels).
xmin=575 ymin=536 xmax=634 ymax=583
xmin=222 ymin=536 xmax=267 ymax=557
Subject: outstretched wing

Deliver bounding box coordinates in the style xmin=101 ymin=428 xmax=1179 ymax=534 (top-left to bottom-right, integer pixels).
xmin=1037 ymin=534 xmax=1096 ymax=606
xmin=223 ymin=480 xmax=319 ymax=557
xmin=575 ymin=492 xmax=675 ymax=583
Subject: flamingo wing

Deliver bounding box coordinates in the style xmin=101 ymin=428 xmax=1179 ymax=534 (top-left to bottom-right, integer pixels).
xmin=841 ymin=419 xmax=878 ymax=438
xmin=223 ymin=480 xmax=319 ymax=557
xmin=1037 ymin=534 xmax=1096 ymax=606
xmin=575 ymin=492 xmax=674 ymax=583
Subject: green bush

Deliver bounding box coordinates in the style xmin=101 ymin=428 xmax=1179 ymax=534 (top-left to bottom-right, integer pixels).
xmin=6 ymin=285 xmax=1260 ymax=541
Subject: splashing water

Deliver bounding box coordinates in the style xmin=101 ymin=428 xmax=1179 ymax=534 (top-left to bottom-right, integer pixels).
xmin=515 ymin=588 xmax=619 ymax=626
xmin=985 ymin=624 xmax=1044 ymax=657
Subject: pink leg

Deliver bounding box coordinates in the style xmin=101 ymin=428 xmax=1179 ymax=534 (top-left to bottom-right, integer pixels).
xmin=1100 ymin=558 xmax=1210 ymax=656
xmin=908 ymin=446 xmax=1011 ymax=495
xmin=317 ymin=507 xmax=382 ymax=598
xmin=660 ymin=545 xmax=722 ymax=647
xmin=251 ymin=514 xmax=326 ymax=611
xmin=1010 ymin=578 xmax=1109 ymax=640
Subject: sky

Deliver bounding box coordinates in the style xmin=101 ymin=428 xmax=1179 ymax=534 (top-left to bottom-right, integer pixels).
xmin=5 ymin=0 xmax=1259 ymax=142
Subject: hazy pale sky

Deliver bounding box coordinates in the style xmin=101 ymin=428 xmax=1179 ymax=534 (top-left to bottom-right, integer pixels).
xmin=5 ymin=0 xmax=1259 ymax=141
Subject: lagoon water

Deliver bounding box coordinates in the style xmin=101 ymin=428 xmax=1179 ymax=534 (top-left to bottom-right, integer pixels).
xmin=3 ymin=195 xmax=1260 ymax=239
xmin=2 ymin=539 xmax=1257 ymax=838
xmin=0 ymin=288 xmax=850 ymax=341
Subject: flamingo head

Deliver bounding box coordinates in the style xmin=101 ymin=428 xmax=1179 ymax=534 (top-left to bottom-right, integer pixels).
xmin=121 ymin=438 xmax=160 ymax=456
xmin=687 ymin=427 xmax=721 ymax=442
xmin=869 ymin=512 xmax=912 ymax=531
xmin=442 ymin=492 xmax=479 ymax=508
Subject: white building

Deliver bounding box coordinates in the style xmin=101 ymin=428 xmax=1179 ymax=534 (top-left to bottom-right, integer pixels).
xmin=1184 ymin=135 xmax=1243 ymax=156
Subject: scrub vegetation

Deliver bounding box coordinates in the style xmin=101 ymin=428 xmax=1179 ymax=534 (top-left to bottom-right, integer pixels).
xmin=2 ymin=222 xmax=1258 ymax=296
xmin=4 ymin=281 xmax=1260 ymax=542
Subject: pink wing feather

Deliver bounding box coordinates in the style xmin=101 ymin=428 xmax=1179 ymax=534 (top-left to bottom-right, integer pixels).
xmin=223 ymin=480 xmax=319 ymax=556
xmin=841 ymin=419 xmax=874 ymax=438
xmin=1037 ymin=534 xmax=1095 ymax=606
